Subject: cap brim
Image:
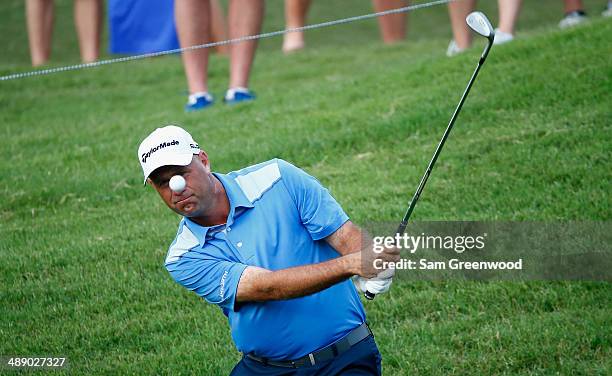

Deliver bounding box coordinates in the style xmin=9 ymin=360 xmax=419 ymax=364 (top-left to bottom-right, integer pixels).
xmin=142 ymin=152 xmax=194 ymax=185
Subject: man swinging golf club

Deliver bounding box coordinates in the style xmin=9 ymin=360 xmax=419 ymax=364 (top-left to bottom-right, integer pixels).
xmin=139 ymin=11 xmax=495 ymax=373
xmin=138 ymin=125 xmax=398 ymax=375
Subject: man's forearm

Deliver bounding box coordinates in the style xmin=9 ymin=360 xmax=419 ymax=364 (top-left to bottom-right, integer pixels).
xmin=236 ymin=253 xmax=359 ymax=302
xmin=325 ymin=220 xmax=366 ymax=256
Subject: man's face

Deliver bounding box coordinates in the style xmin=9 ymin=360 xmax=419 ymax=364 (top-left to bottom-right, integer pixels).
xmin=148 ymin=152 xmax=217 ymax=218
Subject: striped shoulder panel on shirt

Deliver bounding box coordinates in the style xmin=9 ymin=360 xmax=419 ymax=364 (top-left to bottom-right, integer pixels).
xmin=233 ymin=160 xmax=281 ymax=203
xmin=165 ymin=223 xmax=199 ymax=265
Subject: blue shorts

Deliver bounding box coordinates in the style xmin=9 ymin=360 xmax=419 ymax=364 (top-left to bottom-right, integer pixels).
xmin=229 ymin=336 xmax=382 ymax=375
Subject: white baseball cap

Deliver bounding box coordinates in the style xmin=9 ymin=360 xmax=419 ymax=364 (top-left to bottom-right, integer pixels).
xmin=138 ymin=125 xmax=201 ymax=184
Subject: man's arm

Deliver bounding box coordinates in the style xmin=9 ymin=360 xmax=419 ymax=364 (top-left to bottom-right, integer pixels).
xmin=324 ymin=220 xmax=365 ymax=256
xmin=236 ymin=221 xmax=398 ymax=302
xmin=328 ymin=220 xmax=395 ymax=297
xmin=326 ymin=220 xmax=397 ymax=278
xmin=236 ymin=253 xmax=359 ymax=302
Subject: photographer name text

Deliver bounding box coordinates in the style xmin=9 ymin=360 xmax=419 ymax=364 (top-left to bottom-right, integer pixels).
xmin=375 ymin=258 xmax=523 ymax=270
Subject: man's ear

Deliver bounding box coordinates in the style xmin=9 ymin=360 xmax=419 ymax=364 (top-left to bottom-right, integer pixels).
xmin=197 ymin=151 xmax=210 ymax=171
xmin=146 ymin=178 xmax=155 ymax=187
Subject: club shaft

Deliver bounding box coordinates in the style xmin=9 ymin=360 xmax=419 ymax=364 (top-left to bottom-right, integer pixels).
xmin=365 ymin=40 xmax=492 ymax=301
xmin=396 ymin=42 xmax=492 ymax=235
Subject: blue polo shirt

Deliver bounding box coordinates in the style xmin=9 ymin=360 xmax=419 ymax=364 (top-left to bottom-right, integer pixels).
xmin=164 ymin=159 xmax=366 ymax=360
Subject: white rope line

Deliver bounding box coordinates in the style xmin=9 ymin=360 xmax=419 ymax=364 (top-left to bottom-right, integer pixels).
xmin=0 ymin=0 xmax=454 ymax=81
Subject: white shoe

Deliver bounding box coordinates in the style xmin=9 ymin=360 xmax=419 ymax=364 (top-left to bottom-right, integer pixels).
xmin=603 ymin=2 xmax=612 ymax=17
xmin=559 ymin=11 xmax=588 ymax=29
xmin=493 ymin=29 xmax=514 ymax=45
xmin=446 ymin=40 xmax=466 ymax=57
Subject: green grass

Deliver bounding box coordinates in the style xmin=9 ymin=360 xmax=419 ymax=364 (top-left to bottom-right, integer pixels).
xmin=1 ymin=0 xmax=611 ymax=374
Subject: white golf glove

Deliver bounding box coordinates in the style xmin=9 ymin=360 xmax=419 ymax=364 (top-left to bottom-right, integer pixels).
xmin=354 ymin=276 xmax=393 ymax=295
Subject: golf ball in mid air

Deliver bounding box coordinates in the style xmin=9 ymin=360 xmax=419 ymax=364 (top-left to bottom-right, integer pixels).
xmin=169 ymin=175 xmax=186 ymax=193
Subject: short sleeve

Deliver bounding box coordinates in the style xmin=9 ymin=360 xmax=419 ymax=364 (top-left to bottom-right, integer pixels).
xmin=277 ymin=159 xmax=349 ymax=240
xmin=166 ymin=253 xmax=248 ymax=312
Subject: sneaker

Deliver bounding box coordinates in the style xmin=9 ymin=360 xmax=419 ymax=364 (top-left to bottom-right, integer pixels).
xmin=185 ymin=92 xmax=213 ymax=112
xmin=224 ymin=87 xmax=255 ymax=104
xmin=558 ymin=10 xmax=588 ymax=29
xmin=493 ymin=28 xmax=514 ymax=45
xmin=603 ymin=2 xmax=612 ymax=17
xmin=446 ymin=40 xmax=466 ymax=57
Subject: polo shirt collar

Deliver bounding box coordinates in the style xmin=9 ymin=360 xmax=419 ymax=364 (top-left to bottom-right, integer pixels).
xmin=214 ymin=172 xmax=254 ymax=211
xmin=183 ymin=172 xmax=254 ymax=243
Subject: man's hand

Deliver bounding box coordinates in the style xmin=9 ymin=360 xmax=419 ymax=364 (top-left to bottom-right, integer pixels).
xmin=325 ymin=221 xmax=401 ymax=279
xmin=355 ymin=242 xmax=400 ymax=279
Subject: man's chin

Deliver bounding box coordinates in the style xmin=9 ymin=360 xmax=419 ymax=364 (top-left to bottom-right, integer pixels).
xmin=173 ymin=205 xmax=201 ymax=218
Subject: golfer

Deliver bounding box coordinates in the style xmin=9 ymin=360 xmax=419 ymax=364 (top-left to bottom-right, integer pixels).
xmin=138 ymin=125 xmax=398 ymax=375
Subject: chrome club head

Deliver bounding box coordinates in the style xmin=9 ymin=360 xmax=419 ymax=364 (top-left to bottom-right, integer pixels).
xmin=466 ymin=11 xmax=494 ymax=41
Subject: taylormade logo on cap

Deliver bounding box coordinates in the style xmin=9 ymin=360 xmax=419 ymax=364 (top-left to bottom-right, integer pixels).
xmin=141 ymin=140 xmax=180 ymax=163
xmin=138 ymin=125 xmax=201 ymax=184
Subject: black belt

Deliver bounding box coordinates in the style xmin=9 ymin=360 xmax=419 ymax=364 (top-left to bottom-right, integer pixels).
xmin=245 ymin=322 xmax=373 ymax=369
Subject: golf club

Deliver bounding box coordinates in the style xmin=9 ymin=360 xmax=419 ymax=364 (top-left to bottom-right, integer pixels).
xmin=365 ymin=11 xmax=495 ymax=300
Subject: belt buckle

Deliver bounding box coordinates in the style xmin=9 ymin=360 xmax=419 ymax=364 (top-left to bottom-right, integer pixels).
xmin=308 ymin=353 xmax=316 ymax=366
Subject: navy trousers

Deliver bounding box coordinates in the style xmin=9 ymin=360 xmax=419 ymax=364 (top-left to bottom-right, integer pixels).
xmin=229 ymin=336 xmax=382 ymax=376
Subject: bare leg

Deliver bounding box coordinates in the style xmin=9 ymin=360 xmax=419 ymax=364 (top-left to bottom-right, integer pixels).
xmin=497 ymin=0 xmax=522 ymax=35
xmin=175 ymin=0 xmax=211 ymax=95
xmin=228 ymin=0 xmax=264 ymax=89
xmin=448 ymin=0 xmax=476 ymax=49
xmin=26 ymin=0 xmax=54 ymax=66
xmin=74 ymin=0 xmax=101 ymax=63
xmin=283 ymin=0 xmax=311 ymax=53
xmin=372 ymin=0 xmax=407 ymax=44
xmin=210 ymin=0 xmax=229 ymax=55
xmin=564 ymin=0 xmax=584 ymax=13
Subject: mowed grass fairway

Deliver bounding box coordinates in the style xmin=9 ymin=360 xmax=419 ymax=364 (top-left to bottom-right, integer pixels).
xmin=1 ymin=0 xmax=610 ymax=374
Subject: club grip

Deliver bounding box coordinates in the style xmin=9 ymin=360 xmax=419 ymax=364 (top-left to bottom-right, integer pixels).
xmin=364 ymin=290 xmax=376 ymax=300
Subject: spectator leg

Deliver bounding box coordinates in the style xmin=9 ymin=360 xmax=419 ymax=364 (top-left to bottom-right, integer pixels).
xmin=283 ymin=0 xmax=311 ymax=53
xmin=26 ymin=0 xmax=54 ymax=66
xmin=74 ymin=0 xmax=101 ymax=63
xmin=497 ymin=0 xmax=522 ymax=35
xmin=175 ymin=0 xmax=211 ymax=95
xmin=564 ymin=0 xmax=584 ymax=13
xmin=448 ymin=0 xmax=476 ymax=49
xmin=373 ymin=0 xmax=407 ymax=44
xmin=211 ymin=0 xmax=229 ymax=55
xmin=228 ymin=0 xmax=264 ymax=89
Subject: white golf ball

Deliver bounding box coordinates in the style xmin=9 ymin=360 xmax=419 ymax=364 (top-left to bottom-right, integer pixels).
xmin=169 ymin=175 xmax=186 ymax=193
